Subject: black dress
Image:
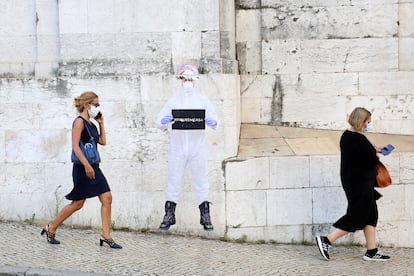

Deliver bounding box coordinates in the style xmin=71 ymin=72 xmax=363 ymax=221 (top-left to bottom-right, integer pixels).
xmin=66 ymin=116 xmax=111 ymax=201
xmin=333 ymin=130 xmax=380 ymax=232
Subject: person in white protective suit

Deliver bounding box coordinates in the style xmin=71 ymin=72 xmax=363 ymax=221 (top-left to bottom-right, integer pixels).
xmin=156 ymin=64 xmax=218 ymax=231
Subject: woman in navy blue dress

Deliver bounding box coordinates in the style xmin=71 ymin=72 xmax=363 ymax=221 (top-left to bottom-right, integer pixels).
xmin=41 ymin=91 xmax=122 ymax=249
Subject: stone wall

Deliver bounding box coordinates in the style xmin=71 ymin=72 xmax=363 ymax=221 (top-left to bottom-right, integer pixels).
xmin=0 ymin=0 xmax=237 ymax=77
xmin=0 ymin=0 xmax=413 ymax=246
xmin=0 ymin=75 xmax=240 ymax=236
xmin=0 ymin=0 xmax=240 ymax=237
xmin=225 ymin=152 xmax=414 ymax=247
xmin=237 ymin=0 xmax=414 ymax=135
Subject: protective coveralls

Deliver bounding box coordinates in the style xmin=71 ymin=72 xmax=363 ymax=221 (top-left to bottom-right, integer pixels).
xmin=156 ymin=64 xmax=218 ymax=231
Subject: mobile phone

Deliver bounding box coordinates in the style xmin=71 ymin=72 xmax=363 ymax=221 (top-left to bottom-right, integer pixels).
xmin=95 ymin=112 xmax=102 ymax=120
xmin=380 ymin=144 xmax=394 ymax=155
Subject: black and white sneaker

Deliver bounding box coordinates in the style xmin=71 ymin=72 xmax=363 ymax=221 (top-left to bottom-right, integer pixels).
xmin=315 ymin=236 xmax=330 ymax=261
xmin=363 ymin=249 xmax=390 ymax=261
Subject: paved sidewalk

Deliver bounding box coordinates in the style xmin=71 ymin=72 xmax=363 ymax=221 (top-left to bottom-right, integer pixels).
xmin=1 ymin=221 xmax=414 ymax=275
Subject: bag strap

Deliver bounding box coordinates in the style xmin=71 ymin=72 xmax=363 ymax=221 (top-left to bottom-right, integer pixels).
xmin=77 ymin=116 xmax=95 ymax=142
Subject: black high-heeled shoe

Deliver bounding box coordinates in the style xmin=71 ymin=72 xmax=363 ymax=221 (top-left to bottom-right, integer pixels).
xmin=100 ymin=236 xmax=122 ymax=249
xmin=40 ymin=224 xmax=60 ymax=244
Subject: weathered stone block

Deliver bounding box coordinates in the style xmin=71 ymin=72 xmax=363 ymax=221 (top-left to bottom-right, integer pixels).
xmin=377 ymin=185 xmax=406 ymax=222
xmin=205 ymin=127 xmax=236 ymax=160
xmin=0 ymin=103 xmax=40 ymax=129
xmin=376 ymin=119 xmax=414 ymax=136
xmin=399 ymin=38 xmax=414 ymax=71
xmin=394 ymin=220 xmax=414 ymax=247
xmin=262 ymin=0 xmax=398 ymax=8
xmin=201 ymin=31 xmax=220 ymax=59
xmin=5 ymin=130 xmax=69 ymax=163
xmin=282 ymin=94 xmax=347 ymax=122
xmin=269 ymin=156 xmax=309 ymax=188
xmin=0 ymin=0 xmax=35 ymax=36
xmin=378 ymin=154 xmax=400 ymax=184
xmin=240 ymin=75 xmax=279 ymax=124
xmin=400 ymin=153 xmax=414 ymax=184
xmin=262 ymin=39 xmax=300 ymax=74
xmin=0 ymin=131 xmax=4 ymax=162
xmin=347 ymin=95 xmax=414 ymax=121
xmin=0 ymin=192 xmax=59 ymax=222
xmin=227 ymin=190 xmax=267 ymax=227
xmin=264 ymin=225 xmax=305 ymax=243
xmin=61 ymin=0 xmax=219 ymax=34
xmin=236 ymin=0 xmax=261 ymax=9
xmin=60 ymin=33 xmax=172 ymax=60
xmin=309 ymin=156 xmax=341 ymax=188
xmin=222 ymin=125 xmax=240 ymax=158
xmin=312 ymin=186 xmax=347 ymax=224
xmin=301 ymin=38 xmax=398 ymax=73
xmin=263 ymin=38 xmax=398 ymax=74
xmin=403 ymin=185 xmax=414 ymax=223
xmin=226 ymin=158 xmax=270 ymax=190
xmin=58 ymin=59 xmax=172 ymax=77
xmin=236 ymin=9 xmax=261 ymax=42
xmin=267 ymin=189 xmax=313 ymax=225
xmin=35 ymin=0 xmax=60 ymax=36
xmin=226 ymin=227 xmax=265 ymax=242
xmin=261 ymin=4 xmax=397 ymax=40
xmin=281 ymin=73 xmax=358 ymax=96
xmin=399 ymin=3 xmax=414 ymax=37
xmin=240 ymin=74 xmax=276 ymax=98
xmin=172 ymin=31 xmax=201 ymax=60
xmin=237 ymin=41 xmax=262 ymax=74
xmin=58 ymin=0 xmax=88 ymax=34
xmin=0 ymin=36 xmax=36 ymax=63
xmin=199 ymin=74 xmax=241 ymax=100
xmin=241 ymin=97 xmax=265 ymax=123
xmin=359 ymin=71 xmax=414 ymax=95
xmin=200 ymin=58 xmax=223 ymax=74
xmin=220 ymin=31 xmax=236 ymax=68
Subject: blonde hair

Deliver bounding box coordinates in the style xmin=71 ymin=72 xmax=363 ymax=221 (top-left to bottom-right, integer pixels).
xmin=348 ymin=107 xmax=371 ymax=131
xmin=74 ymin=91 xmax=98 ymax=113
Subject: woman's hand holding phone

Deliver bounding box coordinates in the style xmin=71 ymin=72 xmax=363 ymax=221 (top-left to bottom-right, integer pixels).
xmin=380 ymin=144 xmax=395 ymax=155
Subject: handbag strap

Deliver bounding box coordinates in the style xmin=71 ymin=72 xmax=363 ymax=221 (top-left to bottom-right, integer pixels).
xmin=78 ymin=116 xmax=95 ymax=142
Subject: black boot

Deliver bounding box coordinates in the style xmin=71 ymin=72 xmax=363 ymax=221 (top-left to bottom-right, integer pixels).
xmin=159 ymin=201 xmax=176 ymax=230
xmin=199 ymin=201 xmax=214 ymax=231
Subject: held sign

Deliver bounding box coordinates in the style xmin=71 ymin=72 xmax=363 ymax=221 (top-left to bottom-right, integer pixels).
xmin=172 ymin=109 xmax=206 ymax=129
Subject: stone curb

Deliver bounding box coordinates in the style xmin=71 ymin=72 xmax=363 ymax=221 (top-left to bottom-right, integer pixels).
xmin=0 ymin=265 xmax=113 ymax=276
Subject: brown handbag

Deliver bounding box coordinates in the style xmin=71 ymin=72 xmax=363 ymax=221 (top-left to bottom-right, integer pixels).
xmin=376 ymin=161 xmax=392 ymax=188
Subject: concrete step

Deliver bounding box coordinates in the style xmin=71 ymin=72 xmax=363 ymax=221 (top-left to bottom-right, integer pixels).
xmin=238 ymin=124 xmax=414 ymax=157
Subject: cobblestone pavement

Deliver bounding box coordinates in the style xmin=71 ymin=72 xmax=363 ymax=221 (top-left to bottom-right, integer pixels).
xmin=1 ymin=222 xmax=414 ymax=275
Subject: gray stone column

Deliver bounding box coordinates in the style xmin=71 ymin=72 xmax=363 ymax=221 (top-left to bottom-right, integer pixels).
xmin=219 ymin=0 xmax=238 ymax=73
xmin=34 ymin=0 xmax=60 ymax=77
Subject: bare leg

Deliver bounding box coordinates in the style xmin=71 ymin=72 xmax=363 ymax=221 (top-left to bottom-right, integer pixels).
xmin=99 ymin=192 xmax=112 ymax=239
xmin=49 ymin=200 xmax=86 ymax=233
xmin=363 ymin=225 xmax=377 ymax=250
xmin=327 ymin=228 xmax=349 ymax=244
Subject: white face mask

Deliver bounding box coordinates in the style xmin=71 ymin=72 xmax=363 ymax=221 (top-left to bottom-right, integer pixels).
xmin=88 ymin=105 xmax=101 ymax=119
xmin=181 ymin=81 xmax=194 ymax=92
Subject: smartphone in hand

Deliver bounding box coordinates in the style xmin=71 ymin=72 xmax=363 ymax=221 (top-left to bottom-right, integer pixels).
xmin=95 ymin=112 xmax=102 ymax=120
xmin=380 ymin=144 xmax=395 ymax=155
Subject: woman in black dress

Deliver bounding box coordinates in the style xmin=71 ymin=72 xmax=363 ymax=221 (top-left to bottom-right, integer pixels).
xmin=316 ymin=107 xmax=389 ymax=261
xmin=41 ymin=91 xmax=122 ymax=249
